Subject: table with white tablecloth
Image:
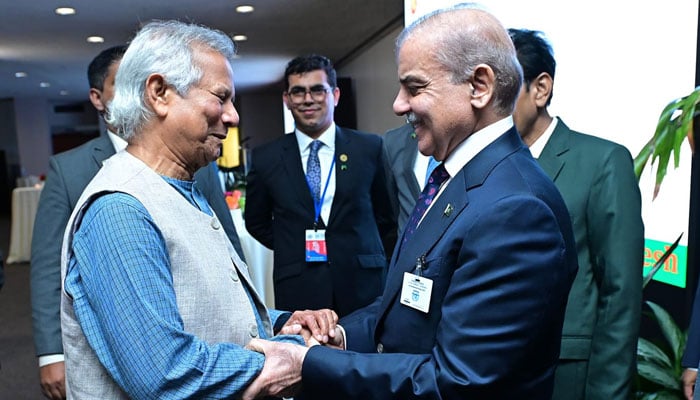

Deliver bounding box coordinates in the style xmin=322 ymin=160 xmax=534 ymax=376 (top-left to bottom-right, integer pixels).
xmin=230 ymin=209 xmax=275 ymax=308
xmin=7 ymin=185 xmax=43 ymax=264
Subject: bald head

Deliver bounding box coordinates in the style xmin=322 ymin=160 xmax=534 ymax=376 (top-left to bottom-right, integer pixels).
xmin=396 ymin=3 xmax=522 ymax=116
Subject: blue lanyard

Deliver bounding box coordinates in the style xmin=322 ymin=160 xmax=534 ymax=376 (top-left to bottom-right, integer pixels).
xmin=306 ymin=155 xmax=336 ymax=226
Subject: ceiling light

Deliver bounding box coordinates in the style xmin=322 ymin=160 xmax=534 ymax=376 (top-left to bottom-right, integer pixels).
xmin=39 ymin=82 xmax=51 ymax=88
xmin=15 ymin=72 xmax=27 ymax=78
xmin=232 ymin=34 xmax=248 ymax=42
xmin=235 ymin=5 xmax=254 ymax=13
xmin=86 ymin=36 xmax=105 ymax=43
xmin=55 ymin=7 xmax=76 ymax=16
xmin=59 ymin=90 xmax=69 ymax=96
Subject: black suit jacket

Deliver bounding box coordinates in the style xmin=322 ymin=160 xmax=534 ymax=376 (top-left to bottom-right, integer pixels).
xmin=30 ymin=134 xmax=244 ymax=357
xmin=245 ymin=127 xmax=397 ymax=317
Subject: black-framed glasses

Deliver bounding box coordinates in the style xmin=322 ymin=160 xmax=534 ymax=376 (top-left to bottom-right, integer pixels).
xmin=287 ymin=85 xmax=331 ymax=103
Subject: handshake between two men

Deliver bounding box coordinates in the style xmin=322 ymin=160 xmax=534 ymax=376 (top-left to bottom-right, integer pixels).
xmin=243 ymin=308 xmax=345 ymax=400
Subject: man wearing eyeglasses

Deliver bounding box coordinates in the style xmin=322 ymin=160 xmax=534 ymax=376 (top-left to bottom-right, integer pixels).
xmin=245 ymin=54 xmax=397 ymax=317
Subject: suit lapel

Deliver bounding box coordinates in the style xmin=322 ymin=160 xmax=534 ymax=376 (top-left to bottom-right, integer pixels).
xmin=91 ymin=134 xmax=116 ymax=168
xmin=379 ymin=173 xmax=468 ymax=315
xmin=376 ymin=128 xmax=526 ymax=321
xmin=537 ymin=121 xmax=571 ymax=182
xmin=281 ymin=134 xmax=316 ymax=217
xmin=327 ymin=127 xmax=349 ymax=226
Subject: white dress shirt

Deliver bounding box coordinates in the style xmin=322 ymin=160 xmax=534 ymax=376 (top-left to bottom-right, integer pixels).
xmin=295 ymin=124 xmax=337 ymax=225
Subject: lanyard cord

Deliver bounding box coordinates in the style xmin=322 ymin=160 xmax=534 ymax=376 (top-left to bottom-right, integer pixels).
xmin=306 ymin=155 xmax=336 ymax=227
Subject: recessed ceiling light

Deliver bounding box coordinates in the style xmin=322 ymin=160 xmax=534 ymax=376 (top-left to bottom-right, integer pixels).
xmin=15 ymin=72 xmax=27 ymax=78
xmin=235 ymin=5 xmax=254 ymax=13
xmin=232 ymin=34 xmax=248 ymax=42
xmin=87 ymin=36 xmax=105 ymax=43
xmin=55 ymin=7 xmax=76 ymax=16
xmin=39 ymin=82 xmax=51 ymax=88
xmin=60 ymin=90 xmax=70 ymax=96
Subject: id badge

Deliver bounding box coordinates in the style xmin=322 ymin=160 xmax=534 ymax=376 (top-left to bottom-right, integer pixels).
xmin=305 ymin=229 xmax=328 ymax=262
xmin=400 ymin=272 xmax=433 ymax=313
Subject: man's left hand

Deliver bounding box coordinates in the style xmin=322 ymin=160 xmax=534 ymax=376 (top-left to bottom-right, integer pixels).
xmin=242 ymin=339 xmax=308 ymax=400
xmin=282 ymin=309 xmax=338 ymax=345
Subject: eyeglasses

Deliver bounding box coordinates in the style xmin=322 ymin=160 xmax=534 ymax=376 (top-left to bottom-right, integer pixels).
xmin=286 ymin=85 xmax=331 ymax=103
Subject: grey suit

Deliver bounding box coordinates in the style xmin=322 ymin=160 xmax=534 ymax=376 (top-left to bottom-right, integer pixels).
xmin=383 ymin=124 xmax=420 ymax=233
xmin=30 ymin=134 xmax=245 ymax=358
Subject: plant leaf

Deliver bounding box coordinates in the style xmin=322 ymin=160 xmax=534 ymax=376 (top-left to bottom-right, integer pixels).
xmin=646 ymin=301 xmax=684 ymax=361
xmin=637 ymin=359 xmax=682 ymax=391
xmin=634 ymin=86 xmax=699 ymax=196
xmin=637 ymin=337 xmax=673 ymax=368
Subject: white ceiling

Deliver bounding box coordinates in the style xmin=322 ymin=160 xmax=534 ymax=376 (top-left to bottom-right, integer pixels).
xmin=0 ymin=0 xmax=403 ymax=102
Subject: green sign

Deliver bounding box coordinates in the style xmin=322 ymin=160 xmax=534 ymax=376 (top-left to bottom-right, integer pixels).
xmin=643 ymin=238 xmax=688 ymax=288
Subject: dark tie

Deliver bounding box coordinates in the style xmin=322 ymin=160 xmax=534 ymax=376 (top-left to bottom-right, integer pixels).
xmin=425 ymin=156 xmax=440 ymax=187
xmin=403 ymin=162 xmax=450 ymax=244
xmin=306 ymin=140 xmax=323 ymax=202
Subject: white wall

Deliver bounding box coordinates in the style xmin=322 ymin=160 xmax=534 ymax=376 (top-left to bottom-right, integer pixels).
xmin=337 ymin=25 xmax=406 ymax=135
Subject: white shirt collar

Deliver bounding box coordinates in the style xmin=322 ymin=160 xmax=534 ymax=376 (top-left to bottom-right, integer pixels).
xmin=295 ymin=122 xmax=336 ymax=153
xmin=107 ymin=130 xmax=127 ymax=152
xmin=527 ymin=117 xmax=558 ymax=159
xmin=442 ymin=116 xmax=514 ymax=178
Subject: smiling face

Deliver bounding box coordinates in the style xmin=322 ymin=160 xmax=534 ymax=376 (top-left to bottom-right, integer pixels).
xmin=283 ymin=69 xmax=339 ymax=139
xmin=392 ymin=36 xmax=474 ymax=161
xmin=168 ymin=49 xmax=239 ymax=171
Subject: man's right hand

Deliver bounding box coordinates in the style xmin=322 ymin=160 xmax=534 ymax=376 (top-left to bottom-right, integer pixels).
xmin=682 ymin=368 xmax=697 ymax=400
xmin=39 ymin=362 xmax=66 ymax=399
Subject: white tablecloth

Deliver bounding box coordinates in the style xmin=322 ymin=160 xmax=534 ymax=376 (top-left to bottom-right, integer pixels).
xmin=7 ymin=185 xmax=43 ymax=264
xmin=230 ymin=209 xmax=275 ymax=308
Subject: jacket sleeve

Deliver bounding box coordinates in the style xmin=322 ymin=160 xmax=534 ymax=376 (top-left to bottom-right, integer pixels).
xmin=30 ymin=156 xmax=70 ymax=357
xmin=244 ymin=148 xmax=274 ymax=249
xmin=371 ymin=136 xmax=398 ymax=260
xmin=584 ymin=145 xmax=644 ymax=398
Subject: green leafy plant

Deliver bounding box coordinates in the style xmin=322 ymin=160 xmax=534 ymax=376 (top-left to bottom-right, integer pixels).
xmin=634 ymin=86 xmax=698 ymax=198
xmin=636 ymin=300 xmax=687 ymax=399
xmin=632 ymin=87 xmax=697 ymax=399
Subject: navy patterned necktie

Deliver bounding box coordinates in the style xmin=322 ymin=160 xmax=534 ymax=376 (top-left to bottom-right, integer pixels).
xmin=306 ymin=140 xmax=323 ymax=202
xmin=403 ymin=163 xmax=449 ymax=244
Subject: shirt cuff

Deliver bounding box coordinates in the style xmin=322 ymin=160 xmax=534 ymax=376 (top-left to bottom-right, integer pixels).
xmin=38 ymin=354 xmax=64 ymax=367
xmin=336 ymin=324 xmax=347 ymax=350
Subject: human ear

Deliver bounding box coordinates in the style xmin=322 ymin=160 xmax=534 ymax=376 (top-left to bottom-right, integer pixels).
xmin=532 ymin=72 xmax=553 ymax=108
xmin=145 ymin=74 xmax=170 ymax=117
xmin=469 ymin=64 xmax=495 ymax=109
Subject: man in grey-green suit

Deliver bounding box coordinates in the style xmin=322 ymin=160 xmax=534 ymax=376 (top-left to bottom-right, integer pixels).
xmin=510 ymin=29 xmax=644 ymax=399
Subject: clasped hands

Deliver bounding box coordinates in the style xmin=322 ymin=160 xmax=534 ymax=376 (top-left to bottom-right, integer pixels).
xmin=242 ymin=309 xmax=345 ymax=399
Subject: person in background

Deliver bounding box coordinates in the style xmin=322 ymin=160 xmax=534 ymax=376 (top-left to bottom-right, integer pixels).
xmin=245 ymin=54 xmax=397 ymax=317
xmin=59 ymin=20 xmax=336 ymax=398
xmin=240 ymin=4 xmax=578 ymax=399
xmin=509 ymin=28 xmax=644 ymax=399
xmin=383 ymin=122 xmax=435 ymax=233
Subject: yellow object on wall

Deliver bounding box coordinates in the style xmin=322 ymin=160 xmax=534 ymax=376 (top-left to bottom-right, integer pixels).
xmin=217 ymin=127 xmax=240 ymax=168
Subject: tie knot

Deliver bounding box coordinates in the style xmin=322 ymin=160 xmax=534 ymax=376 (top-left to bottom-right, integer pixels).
xmin=309 ymin=140 xmax=322 ymax=154
xmin=428 ymin=163 xmax=449 ymax=186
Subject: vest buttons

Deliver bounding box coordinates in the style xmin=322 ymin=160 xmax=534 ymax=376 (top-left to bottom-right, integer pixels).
xmin=229 ymin=269 xmax=239 ymax=282
xmin=376 ymin=342 xmax=384 ymax=353
xmin=211 ymin=218 xmax=221 ymax=230
xmin=249 ymin=324 xmax=259 ymax=337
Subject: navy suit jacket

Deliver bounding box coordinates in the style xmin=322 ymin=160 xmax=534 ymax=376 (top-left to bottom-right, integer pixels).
xmin=299 ymin=128 xmax=578 ymax=399
xmin=245 ymin=127 xmax=397 ymax=317
xmin=30 ymin=134 xmax=244 ymax=357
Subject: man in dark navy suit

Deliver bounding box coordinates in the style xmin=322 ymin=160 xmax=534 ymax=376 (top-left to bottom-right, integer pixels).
xmin=245 ymin=54 xmax=396 ymax=317
xmin=241 ymin=4 xmax=578 ymax=399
